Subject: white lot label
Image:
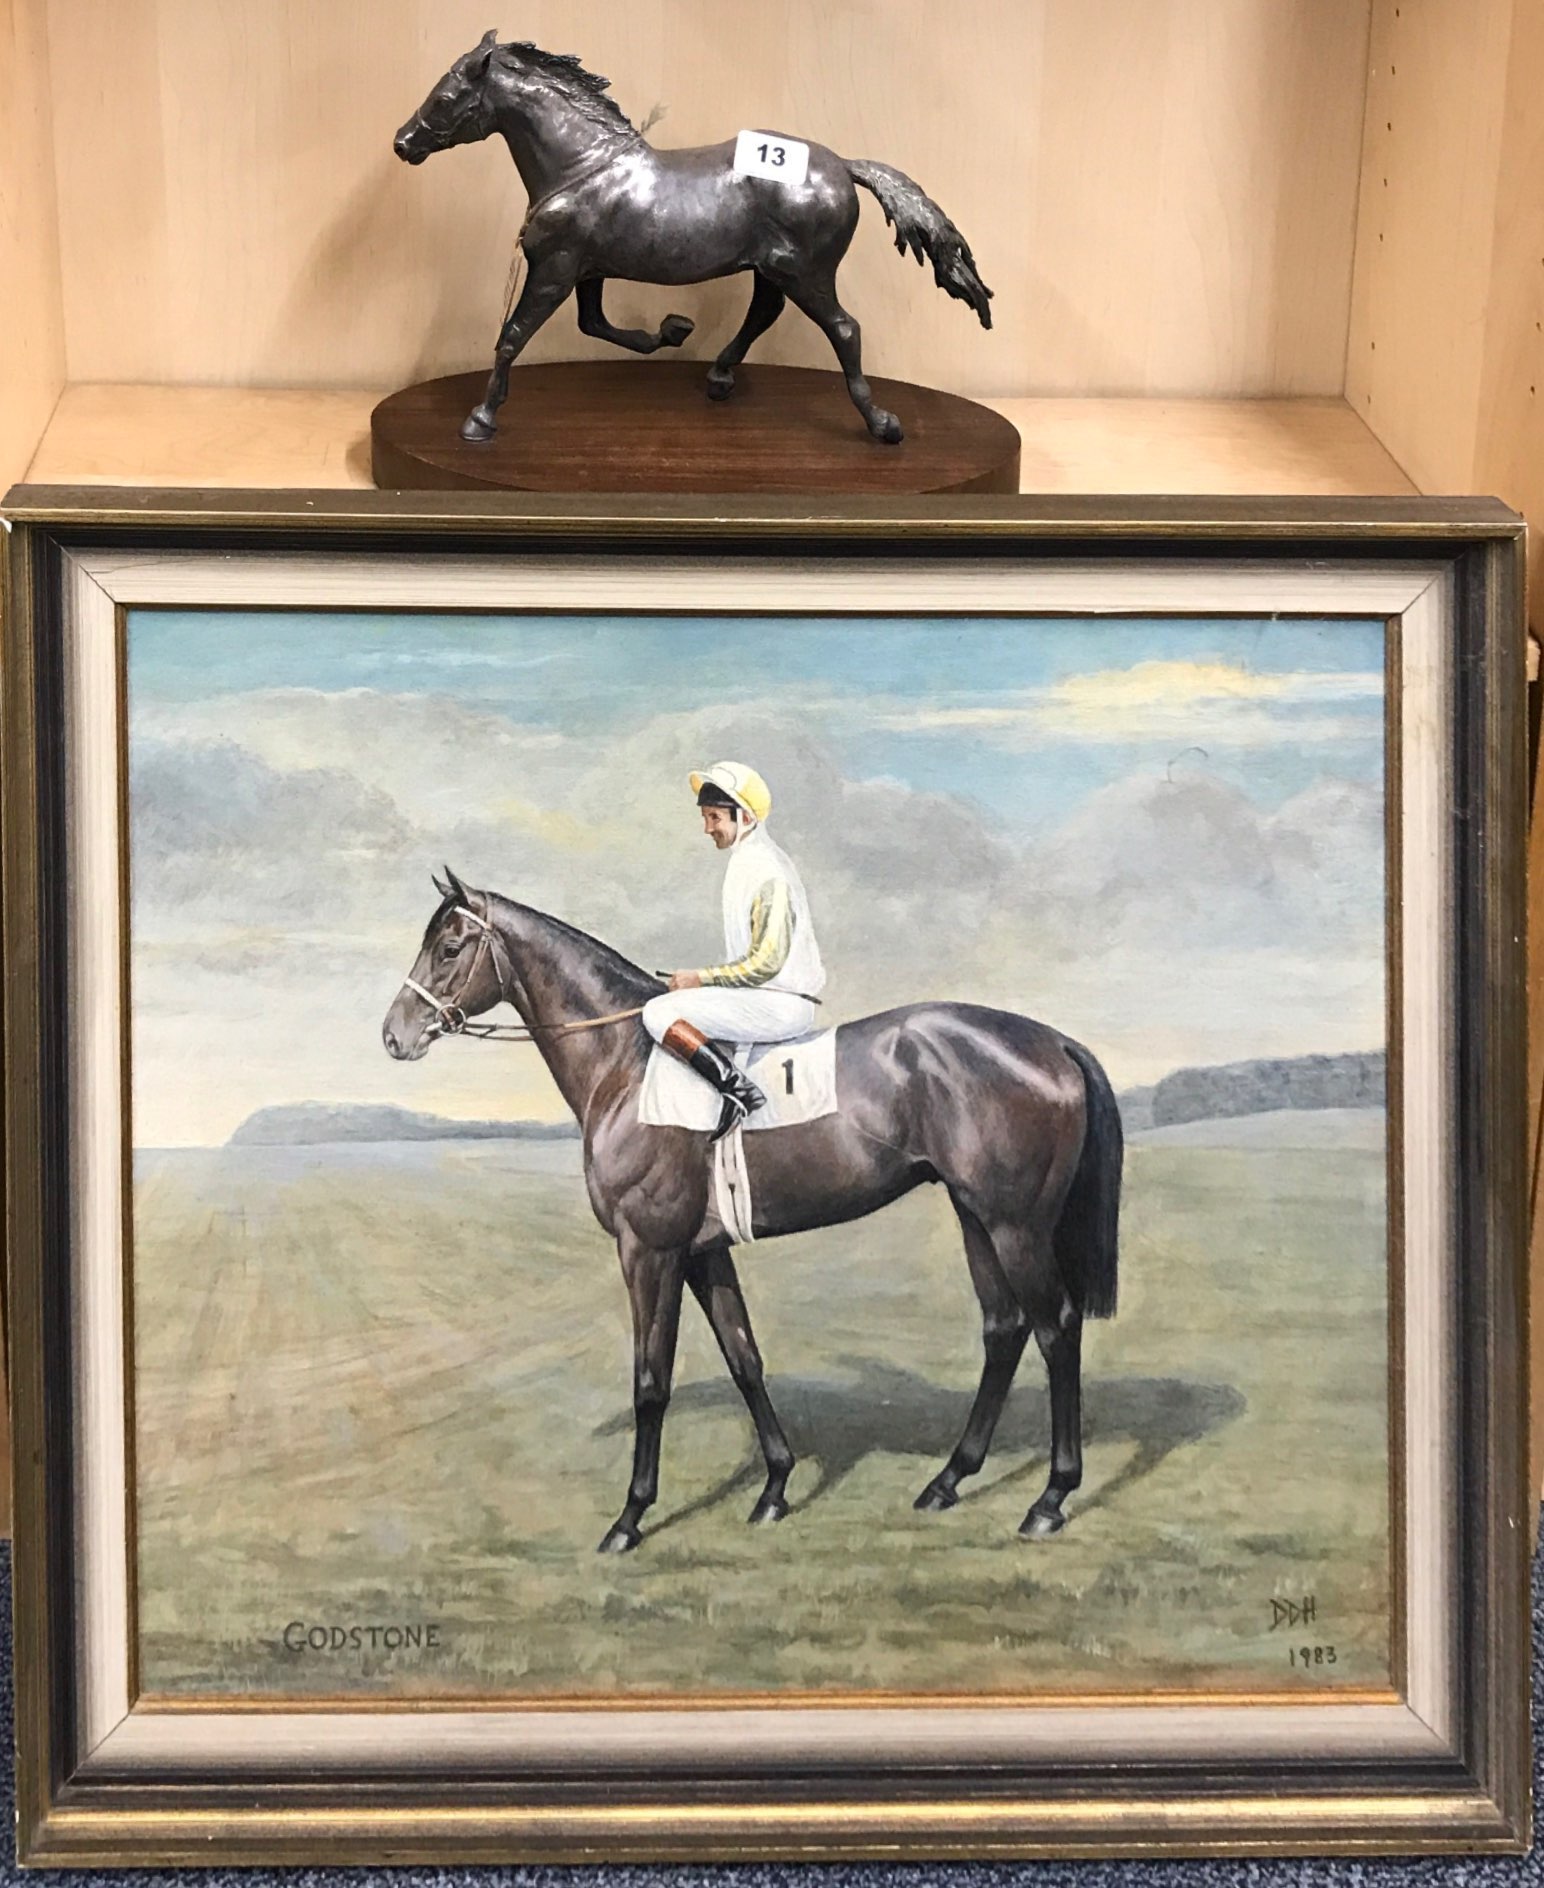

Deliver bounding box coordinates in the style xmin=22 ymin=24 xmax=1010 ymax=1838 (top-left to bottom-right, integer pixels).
xmin=733 ymin=130 xmax=810 ymax=185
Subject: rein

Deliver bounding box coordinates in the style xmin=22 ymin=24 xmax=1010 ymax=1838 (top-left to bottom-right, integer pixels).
xmin=400 ymin=904 xmax=647 ymax=1045
xmin=442 ymin=1005 xmax=646 ymax=1044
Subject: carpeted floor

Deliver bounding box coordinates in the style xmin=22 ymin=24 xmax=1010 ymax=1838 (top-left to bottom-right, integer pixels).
xmin=0 ymin=1542 xmax=1536 ymax=1885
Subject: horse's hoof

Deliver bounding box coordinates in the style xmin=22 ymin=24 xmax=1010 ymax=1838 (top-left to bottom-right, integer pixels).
xmin=460 ymin=409 xmax=497 ymax=443
xmin=660 ymin=314 xmax=694 ymax=348
xmin=1018 ymin=1505 xmax=1067 ymax=1540
xmin=597 ymin=1522 xmax=642 ymax=1554
xmin=706 ymin=368 xmax=736 ymax=402
xmin=869 ymin=410 xmax=904 ymax=445
xmin=914 ymin=1480 xmax=958 ymax=1512
xmin=748 ymin=1494 xmax=788 ymax=1526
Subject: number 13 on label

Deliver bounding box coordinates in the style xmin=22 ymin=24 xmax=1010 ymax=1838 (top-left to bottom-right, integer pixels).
xmin=733 ymin=130 xmax=810 ymax=186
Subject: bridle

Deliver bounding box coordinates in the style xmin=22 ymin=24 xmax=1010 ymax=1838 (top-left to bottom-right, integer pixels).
xmin=398 ymin=904 xmax=646 ymax=1044
xmin=400 ymin=904 xmax=508 ymax=1038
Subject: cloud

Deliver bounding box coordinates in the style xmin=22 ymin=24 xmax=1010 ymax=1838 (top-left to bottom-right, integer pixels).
xmin=1267 ymin=777 xmax=1387 ymax=930
xmin=129 ymin=687 xmax=1386 ymax=1140
xmin=1042 ymin=660 xmax=1382 ymax=711
xmin=354 ymin=648 xmax=575 ymax=674
xmin=134 ymin=688 xmax=577 ymax=835
xmin=131 ymin=737 xmax=415 ymax=921
xmin=868 ymin=659 xmax=1383 ymax=748
xmin=137 ymin=684 xmax=1021 ymax=977
xmin=1034 ymin=768 xmax=1383 ymax=955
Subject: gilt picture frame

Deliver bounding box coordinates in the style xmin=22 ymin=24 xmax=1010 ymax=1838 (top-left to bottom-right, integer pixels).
xmin=1 ymin=488 xmax=1529 ymax=1864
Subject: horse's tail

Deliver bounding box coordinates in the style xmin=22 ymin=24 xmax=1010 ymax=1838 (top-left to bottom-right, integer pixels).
xmin=1054 ymin=1039 xmax=1122 ymax=1320
xmin=845 ymin=158 xmax=994 ymax=329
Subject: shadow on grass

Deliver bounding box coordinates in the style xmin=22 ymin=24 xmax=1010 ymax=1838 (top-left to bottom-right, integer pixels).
xmin=594 ymin=1361 xmax=1246 ymax=1532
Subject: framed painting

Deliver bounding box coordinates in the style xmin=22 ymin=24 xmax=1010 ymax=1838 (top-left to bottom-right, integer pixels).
xmin=1 ymin=489 xmax=1529 ymax=1863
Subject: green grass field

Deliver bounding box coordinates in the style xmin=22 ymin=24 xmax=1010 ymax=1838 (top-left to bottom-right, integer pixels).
xmin=132 ymin=1118 xmax=1389 ymax=1699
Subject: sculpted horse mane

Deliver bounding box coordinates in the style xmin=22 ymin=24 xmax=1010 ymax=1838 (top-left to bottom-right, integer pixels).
xmin=384 ymin=871 xmax=1121 ymax=1555
xmin=492 ymin=41 xmax=636 ymax=132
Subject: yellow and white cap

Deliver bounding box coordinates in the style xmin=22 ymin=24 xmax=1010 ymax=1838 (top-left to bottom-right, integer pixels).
xmin=689 ymin=760 xmax=772 ymax=823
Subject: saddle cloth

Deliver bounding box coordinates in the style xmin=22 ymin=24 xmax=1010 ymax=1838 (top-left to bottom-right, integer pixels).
xmin=638 ymin=1027 xmax=838 ymax=1133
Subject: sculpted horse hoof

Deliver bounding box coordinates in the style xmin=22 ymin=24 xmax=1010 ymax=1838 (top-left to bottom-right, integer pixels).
xmin=913 ymin=1479 xmax=959 ymax=1512
xmin=597 ymin=1521 xmax=643 ymax=1554
xmin=705 ymin=366 xmax=736 ymax=402
xmin=460 ymin=408 xmax=497 ymax=443
xmin=869 ymin=410 xmax=904 ymax=445
xmin=659 ymin=314 xmax=694 ymax=348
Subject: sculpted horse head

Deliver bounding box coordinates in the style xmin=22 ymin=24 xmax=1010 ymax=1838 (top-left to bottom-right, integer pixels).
xmin=393 ymin=30 xmax=633 ymax=170
xmin=392 ymin=32 xmax=501 ymax=165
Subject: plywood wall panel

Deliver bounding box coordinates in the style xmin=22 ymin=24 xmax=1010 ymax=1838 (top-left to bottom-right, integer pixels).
xmin=1349 ymin=0 xmax=1544 ymax=615
xmin=1473 ymin=0 xmax=1544 ymax=634
xmin=45 ymin=0 xmax=1371 ymax=399
xmin=0 ymin=0 xmax=65 ymax=489
xmin=1030 ymin=3 xmax=1371 ymax=395
xmin=1346 ymin=0 xmax=1515 ymax=491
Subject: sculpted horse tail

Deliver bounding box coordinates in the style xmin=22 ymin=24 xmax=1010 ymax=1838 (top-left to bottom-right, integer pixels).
xmin=845 ymin=158 xmax=995 ymax=329
xmin=1055 ymin=1039 xmax=1123 ymax=1321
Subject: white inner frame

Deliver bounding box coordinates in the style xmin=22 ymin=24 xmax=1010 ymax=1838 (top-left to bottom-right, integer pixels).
xmin=60 ymin=547 xmax=1455 ymax=1777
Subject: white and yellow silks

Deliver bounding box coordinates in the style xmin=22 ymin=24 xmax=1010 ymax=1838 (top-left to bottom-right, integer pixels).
xmin=642 ymin=820 xmax=826 ymax=1046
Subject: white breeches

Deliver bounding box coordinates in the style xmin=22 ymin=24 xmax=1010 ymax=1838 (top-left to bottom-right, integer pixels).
xmin=643 ymin=988 xmax=817 ymax=1045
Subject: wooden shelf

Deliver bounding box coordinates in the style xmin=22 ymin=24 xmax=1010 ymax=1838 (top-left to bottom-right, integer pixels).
xmin=24 ymin=384 xmax=1418 ymax=499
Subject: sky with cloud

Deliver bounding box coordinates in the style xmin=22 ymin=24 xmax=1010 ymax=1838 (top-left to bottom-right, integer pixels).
xmin=128 ymin=611 xmax=1386 ymax=1147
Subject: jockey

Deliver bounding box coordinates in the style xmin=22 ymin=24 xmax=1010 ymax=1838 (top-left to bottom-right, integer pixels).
xmin=644 ymin=761 xmax=825 ymax=1140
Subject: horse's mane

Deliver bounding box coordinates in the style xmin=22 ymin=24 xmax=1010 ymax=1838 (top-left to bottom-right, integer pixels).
xmin=494 ymin=41 xmax=637 ymax=135
xmin=516 ymin=901 xmax=662 ymax=1002
xmin=426 ymin=886 xmax=661 ymax=1009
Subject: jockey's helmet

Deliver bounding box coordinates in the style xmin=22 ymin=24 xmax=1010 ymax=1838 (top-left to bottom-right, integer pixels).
xmin=689 ymin=761 xmax=772 ymax=823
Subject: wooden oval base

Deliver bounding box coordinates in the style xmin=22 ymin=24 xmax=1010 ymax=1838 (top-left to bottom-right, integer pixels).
xmin=371 ymin=363 xmax=1020 ymax=496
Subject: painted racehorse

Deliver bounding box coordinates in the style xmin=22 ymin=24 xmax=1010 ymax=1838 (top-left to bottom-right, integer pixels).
xmin=393 ymin=33 xmax=993 ymax=445
xmin=382 ymin=871 xmax=1122 ymax=1553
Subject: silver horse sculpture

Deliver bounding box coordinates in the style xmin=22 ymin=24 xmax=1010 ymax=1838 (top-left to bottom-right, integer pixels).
xmin=393 ymin=32 xmax=993 ymax=445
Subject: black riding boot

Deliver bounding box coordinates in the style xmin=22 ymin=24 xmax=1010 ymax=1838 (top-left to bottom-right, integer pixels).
xmin=662 ymin=1021 xmax=766 ymax=1141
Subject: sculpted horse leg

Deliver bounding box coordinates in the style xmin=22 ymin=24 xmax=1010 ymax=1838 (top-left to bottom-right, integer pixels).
xmin=598 ymin=1227 xmax=686 ymax=1553
xmin=914 ymin=1198 xmax=1031 ymax=1512
xmin=576 ymin=279 xmax=694 ymax=355
xmin=686 ymin=1242 xmax=795 ymax=1524
xmin=706 ymin=272 xmax=787 ymax=401
xmin=778 ymin=272 xmax=903 ymax=443
xmin=463 ymin=261 xmax=576 ymax=442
